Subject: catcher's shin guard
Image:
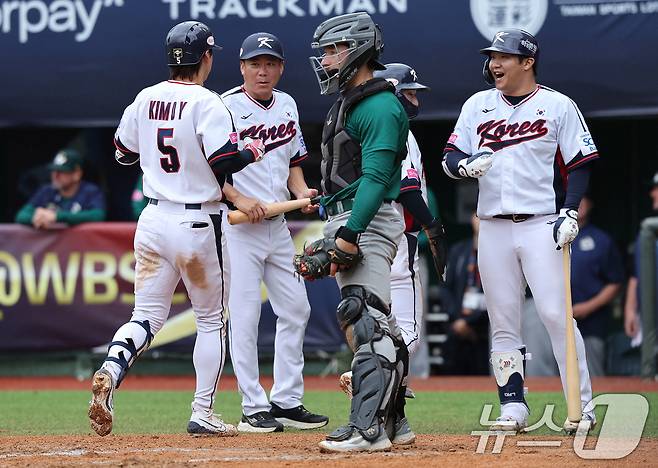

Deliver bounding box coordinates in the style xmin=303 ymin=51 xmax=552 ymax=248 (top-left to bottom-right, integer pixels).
xmin=338 ymin=286 xmax=398 ymax=442
xmin=491 ymin=347 xmax=529 ymax=407
xmin=104 ymin=320 xmax=154 ymax=387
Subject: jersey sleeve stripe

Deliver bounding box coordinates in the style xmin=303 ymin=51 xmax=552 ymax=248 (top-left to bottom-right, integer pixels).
xmin=400 ymin=184 xmax=421 ymax=193
xmin=289 ymin=153 xmax=308 ymax=167
xmin=443 ymin=142 xmax=462 ymax=153
xmin=208 ymin=150 xmax=239 ymax=165
xmin=207 ymin=138 xmax=240 ymax=164
xmin=566 ymin=152 xmax=599 ymax=171
xmin=113 ymin=137 xmax=138 ymax=156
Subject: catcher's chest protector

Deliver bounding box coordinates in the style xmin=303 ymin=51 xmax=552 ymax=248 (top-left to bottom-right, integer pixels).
xmin=320 ymin=78 xmax=393 ymax=195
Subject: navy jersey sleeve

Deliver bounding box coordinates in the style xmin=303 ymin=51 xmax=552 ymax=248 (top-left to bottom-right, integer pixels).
xmin=27 ymin=185 xmax=54 ymax=207
xmin=81 ymin=183 xmax=106 ymax=211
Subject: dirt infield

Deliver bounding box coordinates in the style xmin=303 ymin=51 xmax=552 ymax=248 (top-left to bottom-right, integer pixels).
xmin=0 ymin=433 xmax=655 ymax=467
xmin=1 ymin=376 xmax=656 ymax=466
xmin=1 ymin=375 xmax=657 ymax=392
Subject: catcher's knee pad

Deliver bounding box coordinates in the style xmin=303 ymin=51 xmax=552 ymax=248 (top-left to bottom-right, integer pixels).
xmin=491 ymin=347 xmax=529 ymax=406
xmin=336 ymin=288 xmax=366 ymax=332
xmin=105 ymin=319 xmax=154 ymax=387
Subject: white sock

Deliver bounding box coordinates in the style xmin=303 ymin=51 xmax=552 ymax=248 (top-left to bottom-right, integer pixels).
xmin=191 ymin=329 xmax=225 ymax=414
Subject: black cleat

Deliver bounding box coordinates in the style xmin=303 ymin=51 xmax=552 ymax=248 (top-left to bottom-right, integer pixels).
xmin=270 ymin=402 xmax=329 ymax=430
xmin=237 ymin=411 xmax=284 ymax=433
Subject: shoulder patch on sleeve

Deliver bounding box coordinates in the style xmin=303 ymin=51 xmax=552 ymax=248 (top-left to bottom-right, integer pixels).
xmin=406 ymin=168 xmax=419 ymax=180
xmin=578 ymin=131 xmax=597 ymax=155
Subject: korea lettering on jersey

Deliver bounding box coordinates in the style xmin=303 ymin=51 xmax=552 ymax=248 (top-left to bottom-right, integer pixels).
xmin=444 ymin=85 xmax=599 ymax=218
xmin=114 ymin=80 xmax=238 ymax=204
xmin=394 ymin=130 xmax=428 ymax=234
xmin=221 ymin=87 xmax=307 ymax=204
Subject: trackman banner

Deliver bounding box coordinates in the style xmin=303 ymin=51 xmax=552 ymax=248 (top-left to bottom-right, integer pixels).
xmin=1 ymin=0 xmax=657 ymax=126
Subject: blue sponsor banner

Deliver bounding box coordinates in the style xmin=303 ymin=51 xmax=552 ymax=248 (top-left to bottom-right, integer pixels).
xmin=1 ymin=0 xmax=657 ymax=127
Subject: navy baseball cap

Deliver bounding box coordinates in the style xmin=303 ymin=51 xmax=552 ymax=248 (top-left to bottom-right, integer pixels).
xmin=49 ymin=149 xmax=82 ymax=172
xmin=239 ymin=32 xmax=284 ymax=60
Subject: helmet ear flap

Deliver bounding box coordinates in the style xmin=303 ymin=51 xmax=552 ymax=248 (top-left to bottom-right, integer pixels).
xmin=483 ymin=57 xmax=494 ymax=85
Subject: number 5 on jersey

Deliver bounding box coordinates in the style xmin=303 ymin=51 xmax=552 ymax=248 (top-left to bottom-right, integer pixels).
xmin=158 ymin=128 xmax=180 ymax=173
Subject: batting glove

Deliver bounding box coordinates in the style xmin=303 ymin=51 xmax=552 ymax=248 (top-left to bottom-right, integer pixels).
xmin=244 ymin=137 xmax=265 ymax=162
xmin=457 ymin=151 xmax=493 ymax=178
xmin=552 ymin=208 xmax=579 ymax=250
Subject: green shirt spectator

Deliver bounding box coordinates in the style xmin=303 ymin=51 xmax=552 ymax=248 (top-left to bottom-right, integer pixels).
xmin=15 ymin=149 xmax=106 ymax=229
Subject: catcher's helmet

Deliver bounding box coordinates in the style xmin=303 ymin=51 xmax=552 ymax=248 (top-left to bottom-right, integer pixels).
xmin=239 ymin=32 xmax=284 ymax=60
xmin=480 ymin=29 xmax=539 ymax=85
xmin=166 ymin=21 xmax=222 ymax=67
xmin=309 ymin=12 xmax=385 ymax=95
xmin=373 ymin=63 xmax=430 ymax=119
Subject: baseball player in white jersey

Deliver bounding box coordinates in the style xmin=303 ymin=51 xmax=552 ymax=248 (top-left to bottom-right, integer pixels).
xmin=339 ymin=64 xmax=447 ymax=411
xmin=221 ymin=32 xmax=328 ymax=433
xmin=443 ymin=29 xmax=599 ymax=434
xmin=88 ymin=21 xmax=268 ymax=437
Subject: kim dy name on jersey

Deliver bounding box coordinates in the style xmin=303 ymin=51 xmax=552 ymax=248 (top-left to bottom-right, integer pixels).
xmin=114 ymin=80 xmax=240 ymax=205
xmin=444 ymin=85 xmax=599 ymax=218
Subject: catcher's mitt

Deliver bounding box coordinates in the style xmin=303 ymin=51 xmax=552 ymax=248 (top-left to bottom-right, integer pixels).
xmin=293 ymin=237 xmax=363 ymax=281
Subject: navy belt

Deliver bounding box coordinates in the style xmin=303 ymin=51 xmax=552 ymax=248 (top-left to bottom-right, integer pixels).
xmin=148 ymin=198 xmax=201 ymax=210
xmin=493 ymin=214 xmax=534 ymax=223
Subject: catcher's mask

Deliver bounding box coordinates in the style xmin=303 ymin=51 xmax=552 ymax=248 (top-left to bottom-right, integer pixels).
xmin=309 ymin=12 xmax=385 ymax=95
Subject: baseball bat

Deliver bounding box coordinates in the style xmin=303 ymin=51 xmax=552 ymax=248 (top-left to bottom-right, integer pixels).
xmin=227 ymin=197 xmax=317 ymax=225
xmin=563 ymin=246 xmax=582 ymax=424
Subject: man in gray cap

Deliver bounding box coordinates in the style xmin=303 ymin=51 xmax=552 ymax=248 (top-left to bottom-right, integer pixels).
xmin=221 ymin=32 xmax=327 ymax=434
xmin=15 ymin=148 xmax=106 ymax=229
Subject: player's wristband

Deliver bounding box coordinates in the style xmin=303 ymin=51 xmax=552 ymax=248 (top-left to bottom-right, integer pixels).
xmin=335 ymin=225 xmax=359 ymax=245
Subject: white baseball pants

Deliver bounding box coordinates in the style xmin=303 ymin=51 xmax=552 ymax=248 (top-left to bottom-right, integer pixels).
xmin=478 ymin=215 xmax=593 ymax=411
xmin=390 ymin=232 xmax=424 ymax=355
xmin=105 ymin=200 xmax=229 ymax=415
xmin=225 ymin=216 xmax=311 ymax=415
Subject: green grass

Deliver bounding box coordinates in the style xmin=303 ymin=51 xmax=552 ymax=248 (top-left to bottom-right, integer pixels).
xmin=0 ymin=391 xmax=656 ymax=437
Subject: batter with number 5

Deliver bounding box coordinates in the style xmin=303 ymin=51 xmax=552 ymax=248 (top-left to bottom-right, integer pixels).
xmin=89 ymin=21 xmax=267 ymax=438
xmin=442 ymin=29 xmax=598 ymax=434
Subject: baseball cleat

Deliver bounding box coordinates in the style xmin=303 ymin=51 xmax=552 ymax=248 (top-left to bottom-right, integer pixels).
xmin=270 ymin=402 xmax=329 ymax=430
xmin=318 ymin=425 xmax=392 ymax=453
xmin=563 ymin=412 xmax=596 ymax=435
xmin=237 ymin=411 xmax=284 ymax=433
xmin=339 ymin=371 xmax=353 ymax=399
xmin=187 ymin=410 xmax=238 ymax=436
xmin=490 ymin=415 xmax=528 ymax=432
xmin=88 ymin=369 xmax=115 ymax=436
xmin=391 ymin=417 xmax=416 ymax=445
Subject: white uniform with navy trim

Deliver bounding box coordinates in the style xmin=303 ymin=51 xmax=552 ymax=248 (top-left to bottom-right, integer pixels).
xmin=220 ymin=86 xmax=311 ymax=416
xmin=106 ymin=80 xmax=240 ymax=416
xmin=390 ymin=130 xmax=427 ymax=355
xmin=444 ymin=85 xmax=598 ymax=414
